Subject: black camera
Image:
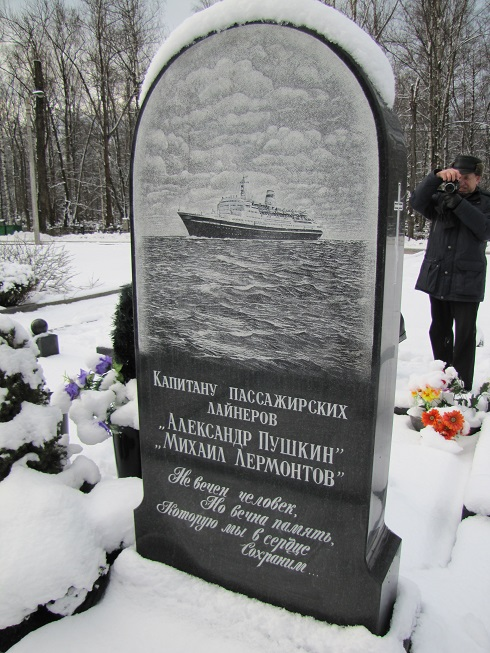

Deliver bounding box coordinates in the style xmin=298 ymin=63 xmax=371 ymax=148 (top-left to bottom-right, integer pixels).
xmin=442 ymin=180 xmax=459 ymax=194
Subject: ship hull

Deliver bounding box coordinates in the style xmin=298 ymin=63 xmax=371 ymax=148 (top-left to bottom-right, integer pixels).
xmin=178 ymin=212 xmax=322 ymax=240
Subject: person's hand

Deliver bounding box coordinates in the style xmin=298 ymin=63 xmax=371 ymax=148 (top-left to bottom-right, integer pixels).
xmin=441 ymin=192 xmax=462 ymax=210
xmin=437 ymin=168 xmax=461 ymax=182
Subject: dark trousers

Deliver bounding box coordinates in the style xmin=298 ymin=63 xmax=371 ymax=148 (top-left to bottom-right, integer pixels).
xmin=429 ymin=296 xmax=479 ymax=390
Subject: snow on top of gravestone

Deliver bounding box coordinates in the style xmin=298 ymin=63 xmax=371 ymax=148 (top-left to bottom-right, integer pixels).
xmin=141 ymin=0 xmax=395 ymax=108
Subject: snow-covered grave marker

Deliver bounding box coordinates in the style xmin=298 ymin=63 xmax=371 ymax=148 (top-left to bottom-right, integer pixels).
xmin=130 ymin=0 xmax=406 ymax=636
xmin=30 ymin=318 xmax=60 ymax=358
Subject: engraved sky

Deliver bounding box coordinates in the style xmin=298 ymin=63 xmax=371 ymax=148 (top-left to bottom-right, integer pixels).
xmin=133 ymin=24 xmax=379 ymax=241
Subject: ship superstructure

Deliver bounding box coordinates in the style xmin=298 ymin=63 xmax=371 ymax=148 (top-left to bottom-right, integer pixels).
xmin=177 ymin=177 xmax=322 ymax=240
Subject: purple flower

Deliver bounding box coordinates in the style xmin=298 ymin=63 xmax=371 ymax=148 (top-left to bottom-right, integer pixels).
xmin=77 ymin=369 xmax=89 ymax=386
xmin=65 ymin=382 xmax=80 ymax=400
xmin=98 ymin=421 xmax=112 ymax=435
xmin=95 ymin=355 xmax=112 ymax=375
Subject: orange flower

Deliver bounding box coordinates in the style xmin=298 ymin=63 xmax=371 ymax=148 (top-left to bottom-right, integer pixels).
xmin=421 ymin=409 xmax=441 ymax=428
xmin=421 ymin=408 xmax=467 ymax=440
xmin=441 ymin=410 xmax=464 ymax=435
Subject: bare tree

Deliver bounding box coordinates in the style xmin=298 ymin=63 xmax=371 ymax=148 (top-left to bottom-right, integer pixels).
xmin=0 ymin=0 xmax=488 ymax=242
xmin=0 ymin=0 xmax=165 ymax=232
xmin=0 ymin=0 xmax=55 ymax=231
xmin=111 ymin=0 xmax=164 ymax=222
xmin=76 ymin=0 xmax=163 ymax=228
xmin=449 ymin=21 xmax=490 ymax=162
xmin=397 ymin=0 xmax=476 ymax=168
xmin=393 ymin=0 xmax=488 ymax=237
xmin=40 ymin=0 xmax=86 ymax=226
xmin=319 ymin=0 xmax=400 ymax=46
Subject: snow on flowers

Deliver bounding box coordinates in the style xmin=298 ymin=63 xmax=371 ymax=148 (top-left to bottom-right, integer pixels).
xmin=408 ymin=361 xmax=464 ymax=413
xmin=52 ymin=354 xmax=138 ymax=445
xmin=407 ymin=360 xmax=490 ymax=447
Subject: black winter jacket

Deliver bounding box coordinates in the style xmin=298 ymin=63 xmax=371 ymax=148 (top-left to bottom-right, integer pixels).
xmin=410 ymin=172 xmax=490 ymax=302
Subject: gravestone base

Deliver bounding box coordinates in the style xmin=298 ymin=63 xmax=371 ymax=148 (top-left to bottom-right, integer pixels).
xmin=135 ymin=516 xmax=400 ymax=635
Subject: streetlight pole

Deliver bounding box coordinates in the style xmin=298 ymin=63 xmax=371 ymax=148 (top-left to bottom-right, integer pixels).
xmin=25 ymin=96 xmax=41 ymax=245
xmin=25 ymin=89 xmax=46 ymax=245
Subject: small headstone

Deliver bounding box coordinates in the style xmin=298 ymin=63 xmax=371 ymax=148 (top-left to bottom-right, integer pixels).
xmin=96 ymin=346 xmax=114 ymax=358
xmin=131 ymin=1 xmax=405 ymax=636
xmin=31 ymin=319 xmax=59 ymax=357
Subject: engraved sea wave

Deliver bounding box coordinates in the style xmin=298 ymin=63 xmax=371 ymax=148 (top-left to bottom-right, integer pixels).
xmin=140 ymin=239 xmax=374 ymax=377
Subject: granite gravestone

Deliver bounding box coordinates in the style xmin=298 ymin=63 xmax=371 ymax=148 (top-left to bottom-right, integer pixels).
xmin=132 ymin=6 xmax=406 ymax=636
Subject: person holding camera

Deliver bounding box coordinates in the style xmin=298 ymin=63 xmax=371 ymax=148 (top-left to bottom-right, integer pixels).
xmin=410 ymin=154 xmax=490 ymax=390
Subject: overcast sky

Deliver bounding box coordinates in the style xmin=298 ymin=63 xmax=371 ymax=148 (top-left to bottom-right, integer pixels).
xmin=14 ymin=0 xmax=194 ymax=33
xmin=164 ymin=0 xmax=195 ymax=33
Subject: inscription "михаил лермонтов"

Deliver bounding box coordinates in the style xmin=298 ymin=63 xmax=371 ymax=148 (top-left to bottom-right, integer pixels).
xmin=158 ymin=409 xmax=345 ymax=487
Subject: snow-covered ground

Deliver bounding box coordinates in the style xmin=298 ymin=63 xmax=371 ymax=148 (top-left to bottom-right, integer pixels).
xmin=2 ymin=233 xmax=490 ymax=653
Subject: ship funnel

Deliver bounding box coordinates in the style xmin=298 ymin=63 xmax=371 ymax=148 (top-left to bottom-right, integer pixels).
xmin=240 ymin=176 xmax=248 ymax=199
xmin=265 ymin=190 xmax=275 ymax=206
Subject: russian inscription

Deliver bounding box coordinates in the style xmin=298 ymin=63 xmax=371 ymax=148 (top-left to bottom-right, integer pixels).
xmin=157 ymin=459 xmax=334 ymax=575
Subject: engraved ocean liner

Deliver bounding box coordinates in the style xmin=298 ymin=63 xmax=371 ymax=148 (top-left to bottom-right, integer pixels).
xmin=177 ymin=177 xmax=323 ymax=240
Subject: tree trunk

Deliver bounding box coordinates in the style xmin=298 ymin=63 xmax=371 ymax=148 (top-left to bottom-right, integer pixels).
xmin=33 ymin=59 xmax=52 ymax=231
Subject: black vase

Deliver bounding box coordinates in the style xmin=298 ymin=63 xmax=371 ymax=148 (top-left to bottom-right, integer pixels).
xmin=112 ymin=426 xmax=141 ymax=478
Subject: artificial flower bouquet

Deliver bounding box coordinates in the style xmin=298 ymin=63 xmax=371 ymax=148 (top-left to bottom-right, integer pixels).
xmin=52 ymin=354 xmax=138 ymax=445
xmin=408 ymin=360 xmax=489 ymax=441
xmin=419 ymin=406 xmax=470 ymax=440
